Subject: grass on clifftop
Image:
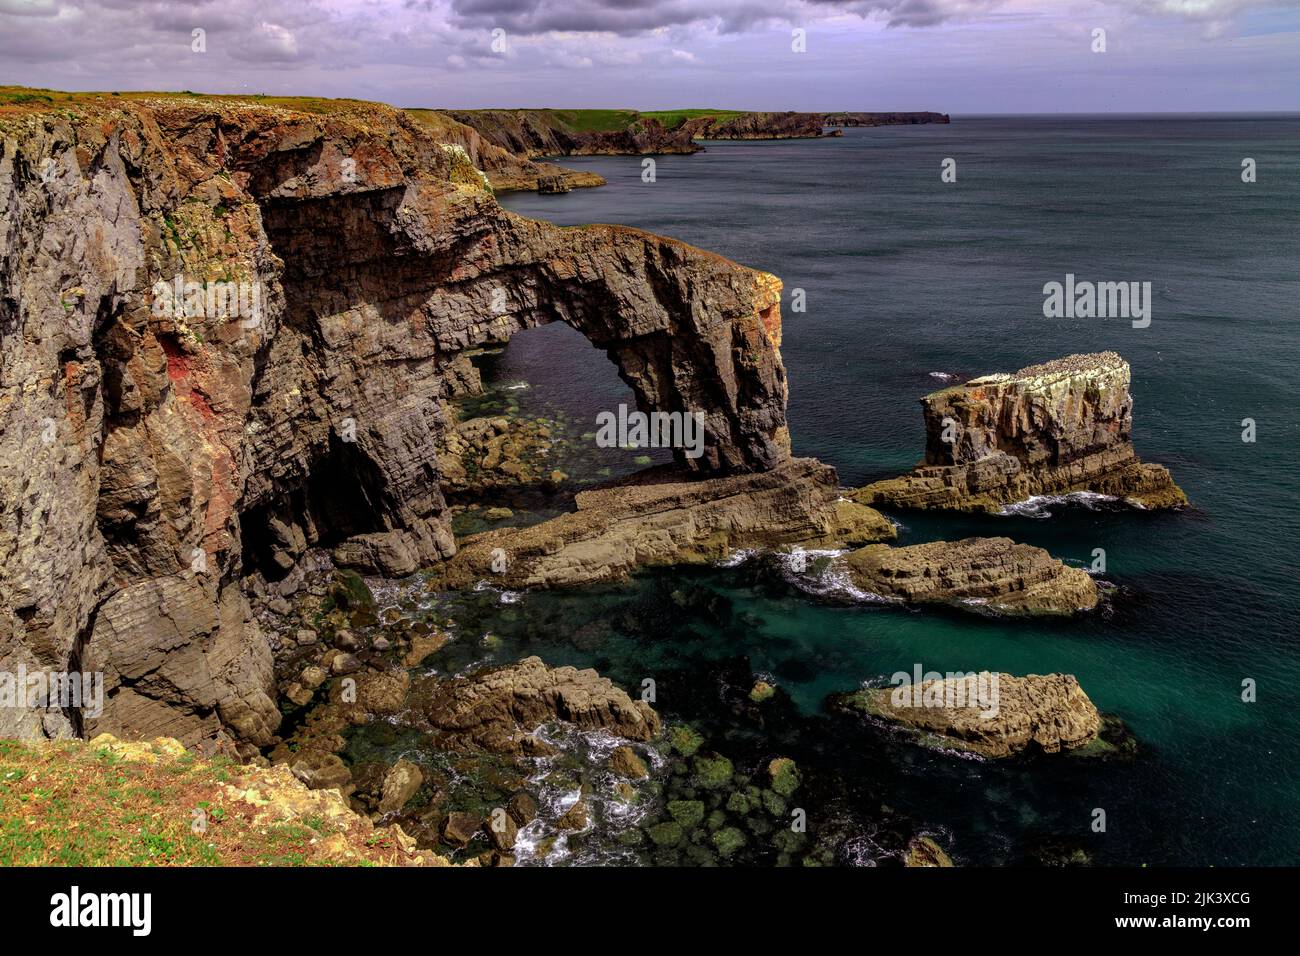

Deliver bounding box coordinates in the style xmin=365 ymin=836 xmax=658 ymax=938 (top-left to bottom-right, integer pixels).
xmin=0 ymin=737 xmax=429 ymax=867
xmin=0 ymin=89 xmax=755 ymax=133
xmin=0 ymin=86 xmax=381 ymax=118
xmin=640 ymin=109 xmax=747 ymax=128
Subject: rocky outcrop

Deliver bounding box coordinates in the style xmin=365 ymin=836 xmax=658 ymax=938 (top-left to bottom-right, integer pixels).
xmin=0 ymin=92 xmax=790 ymax=748
xmin=681 ymin=112 xmax=833 ymax=141
xmin=536 ymin=175 xmax=570 ymax=194
xmin=407 ymin=109 xmax=604 ymax=193
xmin=833 ymin=672 xmax=1102 ymax=758
xmin=822 ymin=111 xmax=951 ymax=128
xmin=448 ymin=109 xmax=951 ymax=156
xmin=411 ymin=656 xmax=661 ymax=754
xmin=842 ymin=537 xmax=1097 ymax=616
xmin=854 ymin=353 xmax=1187 ymax=512
xmin=437 ymin=458 xmax=896 ymax=589
xmin=445 ymin=109 xmax=699 ymax=157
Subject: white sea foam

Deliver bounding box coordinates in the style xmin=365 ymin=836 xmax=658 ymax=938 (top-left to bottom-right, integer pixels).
xmin=776 ymin=548 xmax=900 ymax=605
xmin=997 ymin=490 xmax=1120 ymax=518
xmin=715 ymin=548 xmax=756 ymax=568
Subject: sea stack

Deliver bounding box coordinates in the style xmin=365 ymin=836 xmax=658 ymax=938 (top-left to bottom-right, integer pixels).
xmin=855 ymin=352 xmax=1187 ymax=512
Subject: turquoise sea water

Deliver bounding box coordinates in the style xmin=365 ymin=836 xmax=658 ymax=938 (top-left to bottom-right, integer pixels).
xmin=476 ymin=117 xmax=1300 ymax=865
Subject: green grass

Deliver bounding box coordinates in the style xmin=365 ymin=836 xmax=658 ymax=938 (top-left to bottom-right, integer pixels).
xmin=545 ymin=109 xmax=641 ymax=132
xmin=0 ymin=737 xmax=435 ymax=867
xmin=641 ymin=109 xmax=747 ymax=129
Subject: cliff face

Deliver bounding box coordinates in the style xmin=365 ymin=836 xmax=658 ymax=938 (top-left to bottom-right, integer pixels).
xmin=405 ymin=109 xmax=606 ymax=192
xmin=821 ymin=112 xmax=951 ymax=127
xmin=0 ymin=94 xmax=790 ymax=750
xmin=855 ymin=353 xmax=1186 ymax=512
xmin=444 ymin=110 xmax=699 ymax=157
xmin=447 ymin=109 xmax=951 ymax=155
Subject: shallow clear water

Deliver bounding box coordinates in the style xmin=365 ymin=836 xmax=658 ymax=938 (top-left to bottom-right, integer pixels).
xmin=478 ymin=117 xmax=1300 ymax=865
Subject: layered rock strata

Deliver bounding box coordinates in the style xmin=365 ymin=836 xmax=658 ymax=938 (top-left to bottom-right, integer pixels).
xmin=833 ymin=673 xmax=1102 ymax=758
xmin=842 ymin=537 xmax=1097 ymax=616
xmin=437 ymin=458 xmax=896 ymax=589
xmin=406 ymin=109 xmax=604 ymax=192
xmin=0 ymin=93 xmax=789 ymax=748
xmin=855 ymin=353 xmax=1187 ymax=512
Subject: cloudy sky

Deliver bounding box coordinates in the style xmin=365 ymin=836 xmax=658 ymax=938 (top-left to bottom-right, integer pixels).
xmin=1 ymin=0 xmax=1297 ymax=112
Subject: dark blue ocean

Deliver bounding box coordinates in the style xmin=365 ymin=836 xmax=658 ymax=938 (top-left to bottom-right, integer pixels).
xmin=468 ymin=117 xmax=1300 ymax=865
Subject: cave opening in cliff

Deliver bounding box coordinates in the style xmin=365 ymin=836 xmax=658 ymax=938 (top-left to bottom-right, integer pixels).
xmin=239 ymin=435 xmax=391 ymax=582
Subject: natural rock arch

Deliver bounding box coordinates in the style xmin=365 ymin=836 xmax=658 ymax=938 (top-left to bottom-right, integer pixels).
xmin=0 ymin=98 xmax=791 ymax=749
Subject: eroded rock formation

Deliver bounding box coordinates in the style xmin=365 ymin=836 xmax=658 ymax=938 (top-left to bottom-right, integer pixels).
xmin=410 ymin=656 xmax=661 ymax=754
xmin=0 ymin=94 xmax=789 ymax=748
xmin=855 ymin=353 xmax=1187 ymax=512
xmin=438 ymin=458 xmax=896 ymax=589
xmin=833 ymin=672 xmax=1102 ymax=758
xmin=842 ymin=537 xmax=1097 ymax=616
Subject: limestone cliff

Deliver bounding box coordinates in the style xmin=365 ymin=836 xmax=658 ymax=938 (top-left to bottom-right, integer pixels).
xmin=855 ymin=353 xmax=1187 ymax=512
xmin=0 ymin=93 xmax=790 ymax=750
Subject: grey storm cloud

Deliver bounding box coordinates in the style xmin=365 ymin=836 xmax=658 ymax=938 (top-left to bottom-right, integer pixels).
xmin=442 ymin=0 xmax=1003 ymax=35
xmin=441 ymin=0 xmax=1285 ymax=35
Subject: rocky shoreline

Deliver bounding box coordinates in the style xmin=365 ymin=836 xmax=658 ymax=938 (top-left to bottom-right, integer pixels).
xmin=0 ymin=89 xmax=1178 ymax=867
xmin=443 ymin=108 xmax=951 ymax=191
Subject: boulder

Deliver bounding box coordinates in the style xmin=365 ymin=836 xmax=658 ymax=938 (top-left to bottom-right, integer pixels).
xmin=378 ymin=759 xmax=423 ymax=814
xmin=834 ymin=672 xmax=1102 ymax=758
xmin=441 ymin=811 xmax=482 ymax=848
xmin=414 ymin=656 xmax=660 ymax=754
xmin=290 ymin=751 xmax=354 ymax=791
xmin=609 ymin=745 xmax=649 ymax=779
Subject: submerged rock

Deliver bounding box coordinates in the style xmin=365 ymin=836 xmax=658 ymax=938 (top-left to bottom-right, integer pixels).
xmin=841 ymin=537 xmax=1098 ymax=616
xmin=609 ymin=745 xmax=650 ymax=779
xmin=833 ymin=672 xmax=1102 ymax=759
xmin=413 ymin=656 xmax=660 ymax=753
xmin=905 ymin=835 xmax=955 ymax=867
xmin=855 ymin=353 xmax=1187 ymax=512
